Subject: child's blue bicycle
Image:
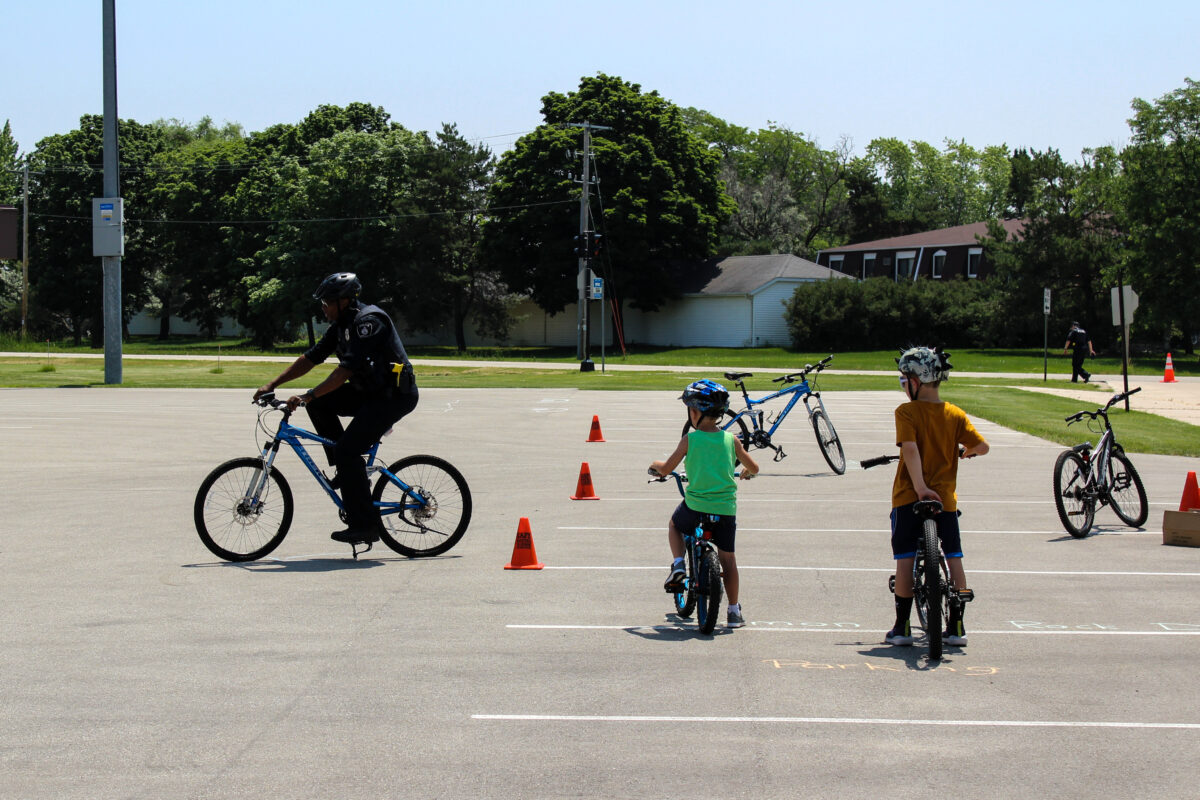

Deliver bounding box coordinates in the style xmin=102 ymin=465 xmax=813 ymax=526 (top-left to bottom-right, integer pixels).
xmin=648 ymin=469 xmax=727 ymax=635
xmin=193 ymin=393 xmax=471 ymax=561
xmin=708 ymin=355 xmax=845 ymax=474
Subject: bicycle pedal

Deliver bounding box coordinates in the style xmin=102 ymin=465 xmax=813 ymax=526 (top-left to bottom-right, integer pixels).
xmin=351 ymin=541 xmax=374 ymax=560
xmin=956 ymin=588 xmax=975 ymax=603
xmin=664 ymin=581 xmax=685 ymax=594
xmin=773 ymin=448 xmax=787 ymax=462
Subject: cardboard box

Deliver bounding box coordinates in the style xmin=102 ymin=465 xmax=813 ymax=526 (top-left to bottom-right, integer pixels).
xmin=1163 ymin=509 xmax=1200 ymax=547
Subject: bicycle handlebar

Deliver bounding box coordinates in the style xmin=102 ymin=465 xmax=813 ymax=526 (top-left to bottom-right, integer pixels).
xmin=772 ymin=354 xmax=834 ymax=384
xmin=1064 ymin=386 xmax=1141 ymax=423
xmin=860 ymin=454 xmax=899 ymax=469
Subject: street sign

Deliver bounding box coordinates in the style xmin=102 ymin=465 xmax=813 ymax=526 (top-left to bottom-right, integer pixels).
xmin=591 ymin=276 xmax=604 ymax=300
xmin=1043 ymin=287 xmax=1051 ymax=316
xmin=1111 ymin=285 xmax=1138 ymax=325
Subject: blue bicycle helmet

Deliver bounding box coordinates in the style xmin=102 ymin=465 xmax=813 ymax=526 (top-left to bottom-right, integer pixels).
xmin=680 ymin=379 xmax=730 ymax=415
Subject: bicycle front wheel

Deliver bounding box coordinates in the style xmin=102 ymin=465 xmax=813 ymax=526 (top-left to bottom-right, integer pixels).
xmin=1107 ymin=452 xmax=1148 ymax=528
xmin=674 ymin=546 xmax=697 ymax=619
xmin=920 ymin=521 xmax=943 ymax=660
xmin=811 ymin=409 xmax=846 ymax=475
xmin=1053 ymin=450 xmax=1095 ymax=538
xmin=695 ymin=548 xmax=723 ymax=635
xmin=374 ymin=455 xmax=472 ymax=557
xmin=194 ymin=457 xmax=293 ymax=562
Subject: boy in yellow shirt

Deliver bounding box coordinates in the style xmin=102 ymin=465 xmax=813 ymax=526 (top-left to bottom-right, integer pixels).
xmin=886 ymin=347 xmax=989 ymax=647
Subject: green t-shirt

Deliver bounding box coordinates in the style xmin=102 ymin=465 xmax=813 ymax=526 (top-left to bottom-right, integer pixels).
xmin=684 ymin=429 xmax=738 ymax=516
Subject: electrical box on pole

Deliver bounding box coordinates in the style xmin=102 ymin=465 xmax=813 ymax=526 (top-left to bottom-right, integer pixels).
xmin=92 ymin=197 xmax=125 ymax=257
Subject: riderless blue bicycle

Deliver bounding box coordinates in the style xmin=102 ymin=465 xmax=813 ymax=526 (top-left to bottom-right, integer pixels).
xmin=193 ymin=393 xmax=471 ymax=561
xmin=706 ymin=355 xmax=845 ymax=474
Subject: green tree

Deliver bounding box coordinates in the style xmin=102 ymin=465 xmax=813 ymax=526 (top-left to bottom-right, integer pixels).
xmin=983 ymin=148 xmax=1120 ymax=347
xmin=27 ymin=115 xmax=165 ymax=344
xmin=0 ymin=120 xmax=20 ymax=205
xmin=403 ymin=123 xmax=515 ymax=351
xmin=484 ymin=74 xmax=734 ymax=320
xmin=1121 ymin=78 xmax=1200 ymax=355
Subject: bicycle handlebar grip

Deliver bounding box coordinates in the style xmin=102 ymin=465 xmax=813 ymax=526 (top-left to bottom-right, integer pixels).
xmin=860 ymin=455 xmax=896 ymax=469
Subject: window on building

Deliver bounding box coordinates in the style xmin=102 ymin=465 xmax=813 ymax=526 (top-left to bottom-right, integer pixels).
xmin=862 ymin=253 xmax=875 ymax=279
xmin=829 ymin=255 xmax=844 ymax=274
xmin=895 ymin=251 xmax=916 ymax=280
xmin=966 ymin=247 xmax=982 ymax=278
xmin=931 ymin=250 xmax=946 ymax=279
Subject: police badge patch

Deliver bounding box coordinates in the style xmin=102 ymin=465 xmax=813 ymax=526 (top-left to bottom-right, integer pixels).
xmin=357 ymin=318 xmax=380 ymax=337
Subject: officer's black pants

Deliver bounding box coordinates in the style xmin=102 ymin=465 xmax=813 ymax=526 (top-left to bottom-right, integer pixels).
xmin=1071 ymin=353 xmax=1091 ymax=383
xmin=305 ymin=384 xmax=419 ymax=529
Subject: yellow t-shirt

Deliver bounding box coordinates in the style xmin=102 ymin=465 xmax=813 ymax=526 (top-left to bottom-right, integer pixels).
xmin=891 ymin=401 xmax=985 ymax=512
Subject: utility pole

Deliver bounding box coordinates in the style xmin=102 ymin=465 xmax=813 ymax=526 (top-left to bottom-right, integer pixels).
xmin=567 ymin=121 xmax=610 ymax=370
xmin=21 ymin=163 xmax=29 ymax=338
xmin=99 ymin=0 xmax=123 ymax=383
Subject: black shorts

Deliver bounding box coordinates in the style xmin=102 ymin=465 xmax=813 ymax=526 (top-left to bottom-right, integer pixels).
xmin=671 ymin=501 xmax=737 ymax=553
xmin=890 ymin=502 xmax=963 ymax=560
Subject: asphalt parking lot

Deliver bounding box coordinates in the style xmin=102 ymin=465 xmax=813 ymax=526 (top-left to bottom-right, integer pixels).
xmin=2 ymin=386 xmax=1198 ymax=799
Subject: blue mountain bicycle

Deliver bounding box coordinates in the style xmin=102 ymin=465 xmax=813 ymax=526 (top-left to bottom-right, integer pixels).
xmin=193 ymin=393 xmax=471 ymax=561
xmin=704 ymin=355 xmax=845 ymax=474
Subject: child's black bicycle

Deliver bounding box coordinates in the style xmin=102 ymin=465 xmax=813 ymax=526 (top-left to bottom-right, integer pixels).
xmin=1052 ymin=388 xmax=1148 ymax=538
xmin=862 ymin=454 xmax=974 ymax=661
xmin=194 ymin=393 xmax=471 ymax=561
xmin=648 ymin=470 xmax=726 ymax=635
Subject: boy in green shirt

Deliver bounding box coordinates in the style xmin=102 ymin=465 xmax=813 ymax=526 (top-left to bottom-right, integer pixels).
xmin=650 ymin=380 xmax=759 ymax=628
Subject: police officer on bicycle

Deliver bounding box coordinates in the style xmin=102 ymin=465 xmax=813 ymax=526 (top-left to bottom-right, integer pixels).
xmin=253 ymin=272 xmax=418 ymax=545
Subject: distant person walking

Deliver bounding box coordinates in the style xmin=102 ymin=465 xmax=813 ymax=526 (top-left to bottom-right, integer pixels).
xmin=1063 ymin=321 xmax=1095 ymax=383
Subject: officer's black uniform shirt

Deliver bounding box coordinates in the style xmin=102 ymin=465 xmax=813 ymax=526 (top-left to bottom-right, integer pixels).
xmin=1066 ymin=327 xmax=1090 ymax=352
xmin=304 ymin=300 xmax=416 ymax=395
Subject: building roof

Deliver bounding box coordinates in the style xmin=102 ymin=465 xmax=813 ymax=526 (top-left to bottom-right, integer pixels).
xmin=681 ymin=254 xmax=851 ymax=295
xmin=820 ymin=219 xmax=1026 ymax=254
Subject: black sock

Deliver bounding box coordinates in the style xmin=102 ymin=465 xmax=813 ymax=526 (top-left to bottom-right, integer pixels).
xmin=894 ymin=595 xmax=913 ymax=629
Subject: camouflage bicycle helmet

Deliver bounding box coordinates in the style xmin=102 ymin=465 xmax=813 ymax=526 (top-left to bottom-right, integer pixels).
xmin=680 ymin=379 xmax=730 ymax=415
xmin=313 ymin=272 xmax=362 ymax=301
xmin=896 ymin=346 xmax=952 ymax=384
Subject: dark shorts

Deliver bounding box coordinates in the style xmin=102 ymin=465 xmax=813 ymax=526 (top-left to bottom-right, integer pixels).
xmin=671 ymin=501 xmax=737 ymax=553
xmin=890 ymin=502 xmax=963 ymax=560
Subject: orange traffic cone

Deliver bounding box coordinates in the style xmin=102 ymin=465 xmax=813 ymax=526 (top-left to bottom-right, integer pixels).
xmin=570 ymin=462 xmax=600 ymax=500
xmin=504 ymin=517 xmax=544 ymax=569
xmin=586 ymin=415 xmax=605 ymax=442
xmin=1162 ymin=352 xmax=1177 ymax=383
xmin=1180 ymin=471 xmax=1200 ymax=512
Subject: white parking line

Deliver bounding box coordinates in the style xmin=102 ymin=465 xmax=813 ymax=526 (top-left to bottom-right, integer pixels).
xmin=472 ymin=714 xmax=1200 ymax=730
xmin=540 ymin=566 xmax=1200 ymax=577
xmin=506 ymin=624 xmax=1200 ymax=636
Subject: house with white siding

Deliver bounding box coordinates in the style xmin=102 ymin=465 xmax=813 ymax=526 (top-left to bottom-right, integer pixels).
xmin=130 ymin=254 xmax=849 ymax=349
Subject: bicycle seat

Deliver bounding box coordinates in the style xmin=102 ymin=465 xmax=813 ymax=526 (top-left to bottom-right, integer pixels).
xmin=724 ymin=372 xmax=753 ymax=381
xmin=912 ymin=499 xmax=944 ymax=518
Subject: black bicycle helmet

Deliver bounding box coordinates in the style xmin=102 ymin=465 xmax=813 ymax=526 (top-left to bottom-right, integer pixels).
xmin=313 ymin=272 xmax=362 ymax=301
xmin=680 ymin=379 xmax=730 ymax=415
xmin=896 ymin=346 xmax=952 ymax=383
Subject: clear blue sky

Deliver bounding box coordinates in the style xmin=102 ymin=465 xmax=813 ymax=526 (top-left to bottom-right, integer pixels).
xmin=4 ymin=0 xmax=1197 ymax=160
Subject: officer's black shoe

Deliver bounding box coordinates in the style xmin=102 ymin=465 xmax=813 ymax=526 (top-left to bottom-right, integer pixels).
xmin=331 ymin=526 xmax=380 ymax=545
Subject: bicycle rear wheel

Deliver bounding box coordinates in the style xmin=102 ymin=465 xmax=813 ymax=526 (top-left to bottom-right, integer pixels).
xmin=695 ymin=548 xmax=723 ymax=635
xmin=373 ymin=455 xmax=472 ymax=557
xmin=1107 ymin=452 xmax=1149 ymax=528
xmin=1053 ymin=450 xmax=1095 ymax=538
xmin=194 ymin=457 xmax=293 ymax=562
xmin=810 ymin=409 xmax=846 ymax=475
xmin=919 ymin=521 xmax=943 ymax=660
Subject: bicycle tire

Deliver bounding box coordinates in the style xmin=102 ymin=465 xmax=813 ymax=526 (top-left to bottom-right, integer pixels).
xmin=921 ymin=521 xmax=943 ymax=660
xmin=674 ymin=546 xmax=697 ymax=618
xmin=1107 ymin=451 xmax=1149 ymax=528
xmin=373 ymin=455 xmax=472 ymax=557
xmin=810 ymin=409 xmax=846 ymax=475
xmin=194 ymin=457 xmax=293 ymax=562
xmin=696 ymin=547 xmax=723 ymax=635
xmin=1053 ymin=450 xmax=1095 ymax=538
